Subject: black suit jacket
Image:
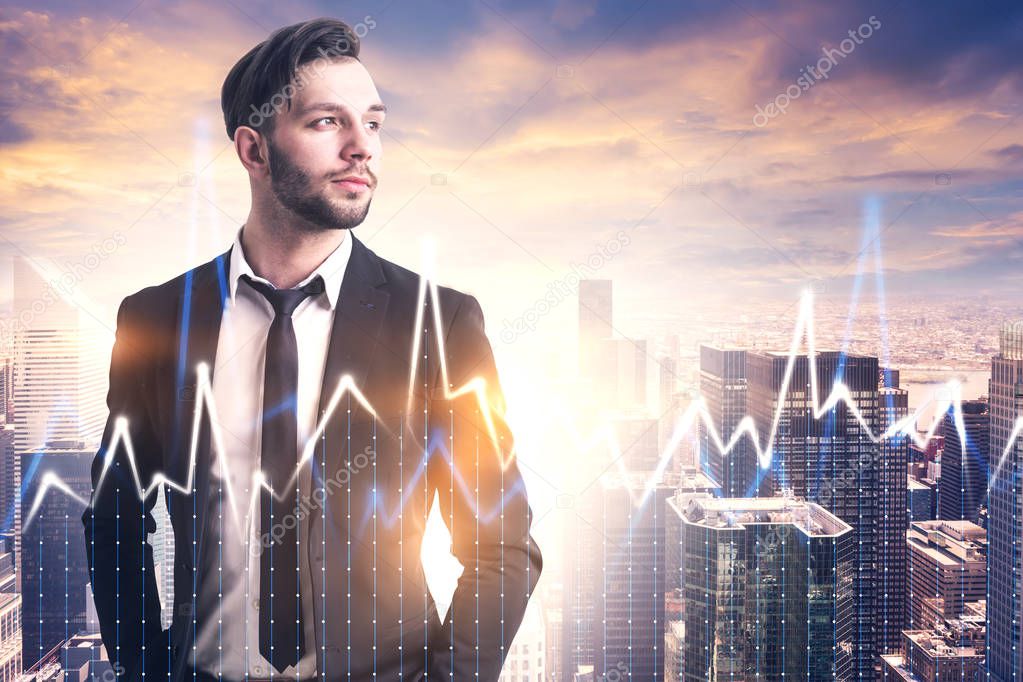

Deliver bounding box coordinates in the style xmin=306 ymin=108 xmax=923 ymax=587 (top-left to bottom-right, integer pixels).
xmin=82 ymin=233 xmax=543 ymax=681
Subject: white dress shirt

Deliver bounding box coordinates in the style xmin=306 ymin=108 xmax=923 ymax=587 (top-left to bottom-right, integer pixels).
xmin=190 ymin=226 xmax=352 ymax=679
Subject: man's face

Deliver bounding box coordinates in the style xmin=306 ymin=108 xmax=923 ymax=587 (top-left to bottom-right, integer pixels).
xmin=264 ymin=58 xmax=385 ymax=231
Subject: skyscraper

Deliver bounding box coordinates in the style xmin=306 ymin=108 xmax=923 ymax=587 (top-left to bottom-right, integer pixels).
xmin=0 ymin=542 xmax=22 ymax=680
xmin=877 ymin=377 xmax=910 ymax=658
xmin=591 ymin=472 xmax=673 ymax=680
xmin=19 ymin=440 xmax=92 ymax=669
xmin=938 ymin=399 xmax=989 ymax=524
xmin=746 ymin=350 xmax=881 ymax=677
xmin=577 ymin=280 xmax=647 ymax=413
xmin=0 ymin=427 xmax=14 ymax=538
xmin=679 ymin=496 xmax=854 ymax=680
xmin=907 ymin=476 xmax=936 ymax=523
xmin=0 ymin=356 xmax=12 ymax=424
xmin=987 ymin=322 xmax=1023 ymax=681
xmin=578 ymin=279 xmax=613 ymax=343
xmin=698 ymin=346 xmax=755 ymax=497
xmin=10 ymin=257 xmax=106 ymax=456
xmin=562 ymin=469 xmax=675 ymax=680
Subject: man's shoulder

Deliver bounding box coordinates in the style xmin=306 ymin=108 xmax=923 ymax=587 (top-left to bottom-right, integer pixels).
xmin=368 ymin=240 xmax=482 ymax=326
xmin=103 ymin=256 xmax=222 ymax=371
xmin=116 ymin=250 xmax=227 ymax=327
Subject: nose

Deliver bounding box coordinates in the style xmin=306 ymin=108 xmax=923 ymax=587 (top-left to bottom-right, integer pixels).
xmin=341 ymin=122 xmax=374 ymax=164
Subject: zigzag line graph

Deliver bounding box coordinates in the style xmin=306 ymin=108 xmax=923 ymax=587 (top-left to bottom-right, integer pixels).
xmin=23 ymin=281 xmax=1023 ymax=530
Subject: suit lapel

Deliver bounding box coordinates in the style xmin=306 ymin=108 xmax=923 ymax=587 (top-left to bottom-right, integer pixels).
xmin=316 ymin=234 xmax=390 ymax=470
xmin=171 ymin=249 xmax=230 ymax=568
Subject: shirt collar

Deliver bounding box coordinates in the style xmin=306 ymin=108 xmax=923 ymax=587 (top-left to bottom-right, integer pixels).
xmin=227 ymin=226 xmax=352 ymax=310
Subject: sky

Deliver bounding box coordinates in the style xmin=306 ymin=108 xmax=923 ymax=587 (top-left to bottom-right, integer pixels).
xmin=2 ymin=1 xmax=1022 ymax=554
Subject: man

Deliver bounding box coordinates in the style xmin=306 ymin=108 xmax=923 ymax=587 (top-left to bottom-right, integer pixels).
xmin=83 ymin=17 xmax=542 ymax=681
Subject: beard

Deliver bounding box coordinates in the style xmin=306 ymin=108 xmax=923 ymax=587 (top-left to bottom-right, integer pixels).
xmin=266 ymin=138 xmax=374 ymax=231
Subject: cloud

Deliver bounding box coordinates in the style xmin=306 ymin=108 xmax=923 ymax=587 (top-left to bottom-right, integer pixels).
xmin=0 ymin=0 xmax=1020 ymax=312
xmin=990 ymin=143 xmax=1023 ymax=165
xmin=932 ymin=210 xmax=1023 ymax=242
xmin=550 ymin=0 xmax=597 ymax=31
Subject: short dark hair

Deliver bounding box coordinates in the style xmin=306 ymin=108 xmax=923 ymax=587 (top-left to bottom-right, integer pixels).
xmin=221 ymin=17 xmax=361 ymax=140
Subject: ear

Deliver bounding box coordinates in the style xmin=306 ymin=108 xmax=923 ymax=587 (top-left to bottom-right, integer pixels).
xmin=234 ymin=126 xmax=270 ymax=178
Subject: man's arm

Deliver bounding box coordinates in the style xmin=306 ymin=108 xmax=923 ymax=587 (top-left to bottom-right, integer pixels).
xmin=426 ymin=293 xmax=543 ymax=681
xmin=81 ymin=294 xmax=169 ymax=680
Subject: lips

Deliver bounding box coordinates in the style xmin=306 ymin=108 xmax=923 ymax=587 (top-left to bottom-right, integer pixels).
xmin=334 ymin=175 xmax=370 ymax=186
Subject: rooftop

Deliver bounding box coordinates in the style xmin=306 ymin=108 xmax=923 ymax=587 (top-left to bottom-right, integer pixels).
xmin=681 ymin=495 xmax=852 ymax=537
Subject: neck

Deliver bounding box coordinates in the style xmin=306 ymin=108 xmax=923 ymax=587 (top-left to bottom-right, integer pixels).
xmin=240 ymin=203 xmax=348 ymax=289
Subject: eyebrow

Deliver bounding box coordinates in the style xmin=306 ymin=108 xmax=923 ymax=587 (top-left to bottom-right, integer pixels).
xmin=298 ymin=101 xmax=387 ymax=116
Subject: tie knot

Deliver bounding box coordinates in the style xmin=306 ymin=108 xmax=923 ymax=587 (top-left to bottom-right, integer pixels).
xmin=241 ymin=273 xmax=325 ymax=317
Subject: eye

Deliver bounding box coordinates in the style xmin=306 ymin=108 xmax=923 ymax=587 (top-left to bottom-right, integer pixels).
xmin=312 ymin=117 xmax=338 ymax=128
xmin=366 ymin=120 xmax=383 ymax=132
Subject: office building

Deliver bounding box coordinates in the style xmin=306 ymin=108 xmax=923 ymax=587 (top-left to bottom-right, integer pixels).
xmin=877 ymin=377 xmax=910 ymax=657
xmin=698 ymin=346 xmax=755 ymax=497
xmin=905 ymin=520 xmax=986 ymax=631
xmin=680 ymin=496 xmax=854 ymax=680
xmin=747 ymin=350 xmax=881 ymax=676
xmin=938 ymin=400 xmax=989 ymax=524
xmin=19 ymin=440 xmax=92 ymax=669
xmin=986 ymin=322 xmax=1023 ymax=680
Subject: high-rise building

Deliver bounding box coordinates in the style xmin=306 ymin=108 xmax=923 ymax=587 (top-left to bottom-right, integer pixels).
xmin=612 ymin=415 xmax=660 ymax=471
xmin=747 ymin=350 xmax=881 ymax=677
xmin=542 ymin=584 xmax=563 ymax=682
xmin=562 ymin=501 xmax=598 ymax=679
xmin=0 ymin=357 xmax=12 ymax=424
xmin=698 ymin=346 xmax=755 ymax=497
xmin=0 ymin=545 xmax=22 ymax=681
xmin=663 ymin=470 xmax=719 ymax=682
xmin=563 ymin=470 xmax=674 ymax=680
xmin=577 ymin=280 xmax=647 ymax=413
xmin=658 ymin=336 xmax=686 ymax=469
xmin=986 ymin=322 xmax=1023 ymax=681
xmin=10 ymin=258 xmax=106 ymax=456
xmin=19 ymin=440 xmax=92 ymax=669
xmin=665 ymin=468 xmax=721 ymax=608
xmin=907 ymin=476 xmax=935 ymax=523
xmin=578 ymin=280 xmax=612 ymax=343
xmin=0 ymin=427 xmax=15 ymax=537
xmin=938 ymin=399 xmax=989 ymax=524
xmin=591 ymin=472 xmax=672 ymax=680
xmin=905 ymin=520 xmax=987 ymax=631
xmin=659 ymin=335 xmax=680 ymax=417
xmin=497 ymin=597 xmax=546 ymax=682
xmin=150 ymin=490 xmax=175 ymax=630
xmin=679 ymin=496 xmax=854 ymax=680
xmin=877 ymin=377 xmax=910 ymax=658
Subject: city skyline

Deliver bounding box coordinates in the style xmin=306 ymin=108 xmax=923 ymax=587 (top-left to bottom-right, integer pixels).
xmin=2 ymin=1 xmax=1022 ymax=679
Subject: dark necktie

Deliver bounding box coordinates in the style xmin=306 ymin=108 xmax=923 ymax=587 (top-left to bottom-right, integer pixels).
xmin=241 ymin=273 xmax=325 ymax=671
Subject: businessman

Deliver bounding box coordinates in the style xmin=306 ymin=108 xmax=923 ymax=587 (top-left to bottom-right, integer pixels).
xmin=83 ymin=17 xmax=542 ymax=681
